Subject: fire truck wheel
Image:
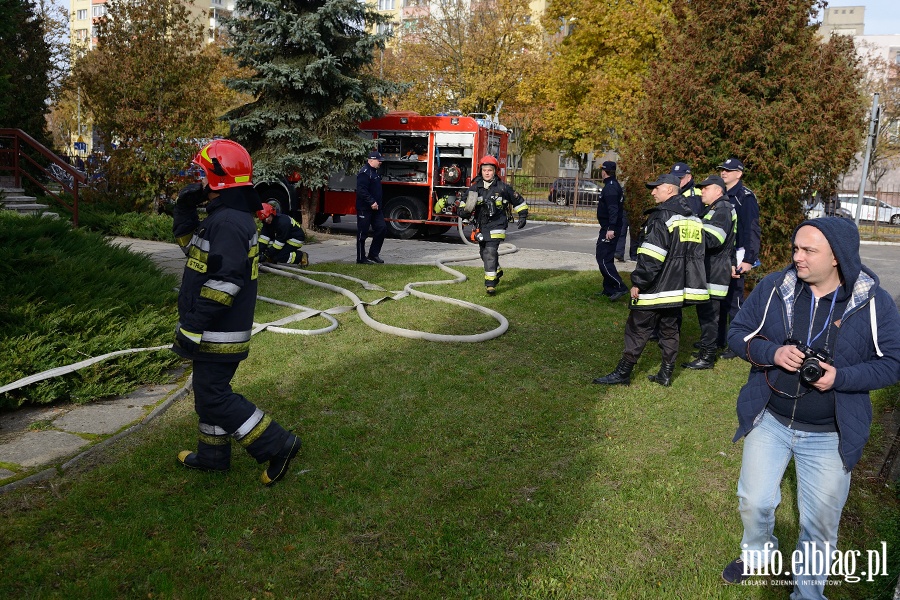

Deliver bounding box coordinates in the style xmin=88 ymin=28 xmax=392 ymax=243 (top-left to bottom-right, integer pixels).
xmin=313 ymin=213 xmax=329 ymax=227
xmin=384 ymin=196 xmax=423 ymax=239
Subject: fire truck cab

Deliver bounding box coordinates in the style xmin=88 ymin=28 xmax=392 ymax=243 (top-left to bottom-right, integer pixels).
xmin=315 ymin=111 xmax=510 ymax=238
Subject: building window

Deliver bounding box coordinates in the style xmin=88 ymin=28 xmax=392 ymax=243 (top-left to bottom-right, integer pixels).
xmin=92 ymin=5 xmax=106 ymax=17
xmin=76 ymin=28 xmax=89 ymax=41
xmin=377 ymin=22 xmax=394 ymax=35
xmin=378 ymin=0 xmax=395 ymax=9
xmin=91 ymin=25 xmax=98 ymax=37
xmin=76 ymin=9 xmax=87 ymax=19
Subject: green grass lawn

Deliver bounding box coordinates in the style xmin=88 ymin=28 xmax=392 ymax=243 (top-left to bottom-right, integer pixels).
xmin=1 ymin=261 xmax=898 ymax=599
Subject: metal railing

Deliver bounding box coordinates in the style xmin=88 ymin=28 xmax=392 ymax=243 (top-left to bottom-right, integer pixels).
xmin=0 ymin=128 xmax=86 ymax=226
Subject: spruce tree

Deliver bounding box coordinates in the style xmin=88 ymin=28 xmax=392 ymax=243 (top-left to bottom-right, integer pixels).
xmin=0 ymin=0 xmax=52 ymax=145
xmin=224 ymin=0 xmax=401 ymax=225
xmin=620 ymin=0 xmax=865 ymax=271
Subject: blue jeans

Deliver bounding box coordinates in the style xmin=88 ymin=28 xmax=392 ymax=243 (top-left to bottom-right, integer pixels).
xmin=737 ymin=410 xmax=851 ymax=599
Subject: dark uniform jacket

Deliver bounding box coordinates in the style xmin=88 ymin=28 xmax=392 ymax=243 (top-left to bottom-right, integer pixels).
xmin=726 ymin=180 xmax=761 ymax=266
xmin=356 ymin=163 xmax=383 ymax=215
xmin=259 ymin=213 xmax=305 ymax=259
xmin=700 ymin=196 xmax=738 ymax=299
xmin=597 ymin=175 xmax=624 ymax=235
xmin=172 ymin=194 xmax=260 ymax=363
xmin=680 ymin=181 xmax=704 ymax=216
xmin=461 ymin=176 xmax=528 ymax=241
xmin=631 ymin=194 xmax=708 ymax=310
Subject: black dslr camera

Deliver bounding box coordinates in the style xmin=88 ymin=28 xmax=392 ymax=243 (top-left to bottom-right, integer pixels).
xmin=784 ymin=339 xmax=832 ymax=384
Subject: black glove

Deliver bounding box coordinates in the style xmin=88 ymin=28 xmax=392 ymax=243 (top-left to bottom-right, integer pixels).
xmin=516 ymin=210 xmax=528 ymax=229
xmin=175 ymin=327 xmax=202 ymax=354
xmin=176 ymin=183 xmax=205 ymax=207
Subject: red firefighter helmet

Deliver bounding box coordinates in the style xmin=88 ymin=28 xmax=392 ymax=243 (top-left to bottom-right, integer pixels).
xmin=192 ymin=139 xmax=253 ymax=190
xmin=256 ymin=203 xmax=276 ymax=221
xmin=479 ymin=155 xmax=500 ymax=170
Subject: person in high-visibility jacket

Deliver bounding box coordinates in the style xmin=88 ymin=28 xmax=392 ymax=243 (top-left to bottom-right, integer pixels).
xmin=682 ymin=175 xmax=737 ymax=370
xmin=592 ymin=173 xmax=707 ymax=387
xmin=256 ymin=203 xmax=308 ymax=266
xmin=172 ymin=139 xmax=301 ymax=486
xmin=452 ymin=155 xmax=528 ymax=295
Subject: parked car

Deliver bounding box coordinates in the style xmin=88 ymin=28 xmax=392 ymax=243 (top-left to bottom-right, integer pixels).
xmin=804 ymin=200 xmax=853 ymax=220
xmin=835 ymin=194 xmax=900 ymax=224
xmin=548 ymin=178 xmax=601 ymax=206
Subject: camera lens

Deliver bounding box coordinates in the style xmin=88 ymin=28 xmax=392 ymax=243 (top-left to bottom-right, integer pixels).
xmin=799 ymin=358 xmax=823 ymax=384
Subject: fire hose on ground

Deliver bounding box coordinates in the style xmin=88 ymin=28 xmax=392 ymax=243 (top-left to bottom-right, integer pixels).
xmin=0 ymin=220 xmax=516 ymax=395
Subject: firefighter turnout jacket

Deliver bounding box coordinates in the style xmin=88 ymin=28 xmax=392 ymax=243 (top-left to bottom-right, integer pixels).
xmin=700 ymin=195 xmax=738 ymax=300
xmin=172 ymin=191 xmax=260 ymax=362
xmin=631 ymin=194 xmax=708 ymax=309
xmin=460 ymin=176 xmax=528 ymax=240
xmin=259 ymin=213 xmax=306 ymax=263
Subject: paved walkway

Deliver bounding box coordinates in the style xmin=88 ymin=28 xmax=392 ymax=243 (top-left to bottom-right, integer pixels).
xmin=1 ymin=232 xmax=627 ymax=493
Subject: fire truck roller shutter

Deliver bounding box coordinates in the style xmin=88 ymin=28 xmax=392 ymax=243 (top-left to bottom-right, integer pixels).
xmin=384 ymin=196 xmax=424 ymax=239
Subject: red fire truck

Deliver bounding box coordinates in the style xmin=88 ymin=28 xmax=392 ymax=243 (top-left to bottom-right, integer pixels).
xmin=314 ymin=111 xmax=510 ymax=238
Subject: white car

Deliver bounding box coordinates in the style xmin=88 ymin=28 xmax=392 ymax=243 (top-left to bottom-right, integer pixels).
xmin=837 ymin=194 xmax=900 ymax=224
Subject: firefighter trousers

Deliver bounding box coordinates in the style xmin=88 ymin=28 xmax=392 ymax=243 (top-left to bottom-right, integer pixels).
xmin=479 ymin=240 xmax=503 ymax=287
xmin=622 ymin=307 xmax=682 ymax=365
xmin=191 ymin=360 xmax=291 ymax=469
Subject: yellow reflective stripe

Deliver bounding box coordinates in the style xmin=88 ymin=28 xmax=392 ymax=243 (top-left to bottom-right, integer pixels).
xmin=259 ymin=235 xmax=271 ymax=245
xmin=199 ymin=432 xmax=230 ymax=446
xmin=685 ymin=292 xmax=709 ymax=301
xmin=198 ymin=340 xmax=251 ymax=354
xmin=200 ymin=286 xmax=234 ymax=306
xmin=188 ymin=245 xmax=209 ymax=262
xmin=677 ymin=219 xmax=703 ymax=244
xmin=514 ymin=202 xmax=528 ymax=212
xmin=637 ymin=247 xmax=665 ymax=262
xmin=287 ymin=238 xmax=303 ymax=247
xmin=175 ymin=233 xmax=193 ymax=249
xmin=179 ymin=328 xmax=202 ymax=343
xmin=702 ymin=223 xmax=726 ymax=244
xmin=236 ymin=414 xmax=272 ymax=448
xmin=234 ymin=175 xmax=250 ymax=184
xmin=272 ymin=240 xmax=285 ymax=250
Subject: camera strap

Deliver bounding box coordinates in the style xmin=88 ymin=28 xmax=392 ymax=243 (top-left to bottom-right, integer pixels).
xmin=806 ymin=287 xmax=838 ymax=347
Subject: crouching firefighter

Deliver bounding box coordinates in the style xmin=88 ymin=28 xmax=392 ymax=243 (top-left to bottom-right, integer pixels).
xmin=256 ymin=203 xmax=308 ymax=266
xmin=172 ymin=139 xmax=301 ymax=486
xmin=455 ymin=155 xmax=528 ymax=295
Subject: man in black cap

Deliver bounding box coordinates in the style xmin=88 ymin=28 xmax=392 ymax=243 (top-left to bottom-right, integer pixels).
xmin=716 ymin=158 xmax=761 ymax=358
xmin=682 ymin=175 xmax=737 ymax=370
xmin=671 ymin=161 xmax=703 ymax=216
xmin=595 ymin=160 xmax=628 ymax=301
xmin=356 ymin=150 xmax=386 ymax=264
xmin=592 ymin=173 xmax=707 ymax=387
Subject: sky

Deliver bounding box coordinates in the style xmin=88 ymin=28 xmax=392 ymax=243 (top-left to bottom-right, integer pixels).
xmin=826 ymin=1 xmax=900 ymax=35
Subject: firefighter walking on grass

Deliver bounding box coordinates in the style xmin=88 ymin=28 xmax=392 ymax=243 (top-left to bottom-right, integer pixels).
xmin=256 ymin=203 xmax=308 ymax=266
xmin=454 ymin=155 xmax=528 ymax=295
xmin=172 ymin=139 xmax=301 ymax=486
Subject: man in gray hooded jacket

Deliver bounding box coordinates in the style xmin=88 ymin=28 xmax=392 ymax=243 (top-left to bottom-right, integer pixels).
xmin=721 ymin=217 xmax=900 ymax=598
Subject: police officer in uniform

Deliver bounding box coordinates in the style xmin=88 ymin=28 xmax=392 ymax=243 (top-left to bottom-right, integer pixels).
xmin=716 ymin=158 xmax=761 ymax=358
xmin=457 ymin=155 xmax=528 ymax=295
xmin=173 ymin=139 xmax=301 ymax=486
xmin=356 ymin=150 xmax=386 ymax=264
xmin=256 ymin=203 xmax=308 ymax=266
xmin=595 ymin=160 xmax=628 ymax=301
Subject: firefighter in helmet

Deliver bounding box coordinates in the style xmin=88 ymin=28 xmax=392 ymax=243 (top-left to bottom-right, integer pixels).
xmin=256 ymin=203 xmax=309 ymax=266
xmin=456 ymin=155 xmax=528 ymax=295
xmin=172 ymin=139 xmax=301 ymax=485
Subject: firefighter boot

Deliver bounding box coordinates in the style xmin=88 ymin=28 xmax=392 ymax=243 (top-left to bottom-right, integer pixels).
xmin=682 ymin=346 xmax=717 ymax=370
xmin=648 ymin=362 xmax=676 ymax=387
xmin=299 ymin=251 xmax=309 ymax=267
xmin=261 ymin=433 xmax=302 ymax=486
xmin=592 ymin=358 xmax=635 ymax=385
xmin=178 ymin=438 xmax=232 ymax=473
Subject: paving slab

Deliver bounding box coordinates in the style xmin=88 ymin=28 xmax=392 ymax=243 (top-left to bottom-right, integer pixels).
xmin=109 ymin=383 xmax=179 ymax=407
xmin=54 ymin=402 xmax=147 ymax=435
xmin=0 ymin=430 xmax=90 ymax=468
xmin=0 ymin=469 xmax=14 ymax=479
xmin=0 ymin=404 xmax=70 ymax=444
